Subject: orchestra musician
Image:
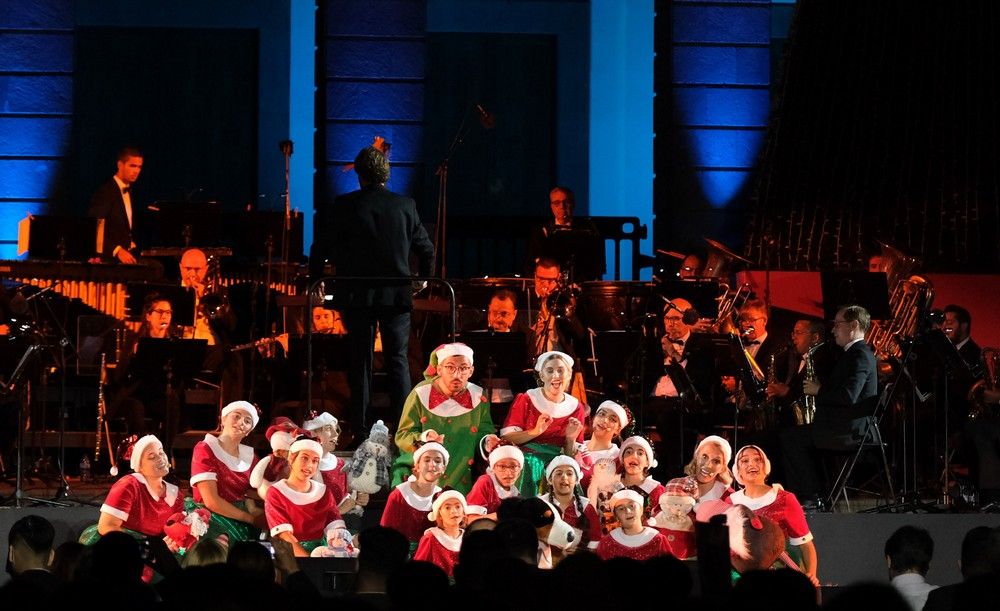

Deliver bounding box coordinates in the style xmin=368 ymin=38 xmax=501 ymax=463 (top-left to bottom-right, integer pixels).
xmin=780 ymin=305 xmax=880 ymax=507
xmin=486 ymin=289 xmax=521 ymax=334
xmin=527 ymin=258 xmax=589 ymax=405
xmin=525 ymin=186 xmax=605 ymax=283
xmin=88 ymin=146 xmax=143 ymax=264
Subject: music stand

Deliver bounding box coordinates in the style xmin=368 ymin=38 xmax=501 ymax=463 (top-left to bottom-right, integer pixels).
xmin=147 ymin=201 xmax=222 ymax=248
xmin=133 ymin=338 xmax=208 ymax=450
xmin=458 ymin=331 xmax=528 ymax=402
xmin=288 ymin=334 xmax=351 ymax=374
xmin=238 ymin=210 xmax=303 ymax=261
xmin=653 ymin=279 xmax=721 ymax=319
xmin=22 ymin=215 xmax=103 ymax=260
xmin=819 ymin=272 xmax=891 ymax=320
xmin=544 ymin=226 xmax=604 ymax=283
xmin=125 ymin=283 xmax=196 ymax=326
xmin=593 ymin=330 xmax=643 ymax=396
xmin=76 ymin=314 xmax=122 ymax=375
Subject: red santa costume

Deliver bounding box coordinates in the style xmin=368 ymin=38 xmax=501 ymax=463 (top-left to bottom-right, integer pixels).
xmin=264 ymin=439 xmax=346 ymax=546
xmin=190 ymin=433 xmax=259 ymax=503
xmin=502 ymin=387 xmax=587 ymax=448
xmin=101 ymin=436 xmax=185 ymax=536
xmin=466 ymin=445 xmax=524 ymax=515
xmin=413 ymin=490 xmax=467 ymax=577
xmin=595 ymin=490 xmax=672 ymax=561
xmin=304 ymin=411 xmax=350 ymax=504
xmin=380 ymin=442 xmax=448 ymax=544
xmin=728 ymin=445 xmax=813 ymax=548
xmin=543 ymin=456 xmax=602 ymax=550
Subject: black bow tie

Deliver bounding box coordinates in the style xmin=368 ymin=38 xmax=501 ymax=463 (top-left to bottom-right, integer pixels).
xmin=670 ymin=339 xmax=685 ymax=346
xmin=121 ymin=186 xmax=131 ymax=194
xmin=747 ymin=340 xmax=761 ymax=346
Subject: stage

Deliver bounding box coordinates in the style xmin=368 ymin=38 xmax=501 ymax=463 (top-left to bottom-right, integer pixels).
xmin=3 ymin=475 xmax=999 ymax=590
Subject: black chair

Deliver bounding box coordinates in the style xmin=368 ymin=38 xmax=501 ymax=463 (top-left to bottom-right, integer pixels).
xmin=823 ymin=385 xmax=896 ymax=511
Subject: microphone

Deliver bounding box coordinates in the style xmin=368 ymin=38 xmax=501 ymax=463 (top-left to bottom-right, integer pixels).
xmin=475 ymin=104 xmax=496 ymax=130
xmin=741 ymin=326 xmax=755 ymax=337
xmin=660 ymin=295 xmax=701 ymax=325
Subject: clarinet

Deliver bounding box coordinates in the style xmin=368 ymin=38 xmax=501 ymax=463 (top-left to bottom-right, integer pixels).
xmin=95 ymin=353 xmax=106 ymax=462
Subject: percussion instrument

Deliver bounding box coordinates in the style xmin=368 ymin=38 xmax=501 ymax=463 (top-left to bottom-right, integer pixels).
xmin=578 ymin=281 xmax=653 ymax=331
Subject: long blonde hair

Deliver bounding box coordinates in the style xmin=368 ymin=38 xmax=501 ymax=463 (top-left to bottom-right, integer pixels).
xmin=683 ymin=441 xmax=734 ymax=485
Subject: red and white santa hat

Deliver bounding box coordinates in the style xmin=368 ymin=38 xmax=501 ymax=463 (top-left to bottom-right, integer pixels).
xmin=595 ymin=400 xmax=630 ymax=427
xmin=265 ymin=417 xmax=300 ymax=452
xmin=221 ymin=400 xmax=259 ymax=430
xmin=303 ymin=411 xmax=337 ymax=431
xmin=129 ymin=435 xmax=163 ymax=472
xmin=609 ymin=488 xmax=645 ymax=509
xmin=437 ymin=342 xmax=475 ymax=364
xmin=620 ymin=435 xmax=658 ymax=469
xmin=489 ymin=444 xmax=524 ymax=470
xmin=428 ymin=489 xmax=468 ymax=521
xmin=732 ymin=444 xmax=772 ymax=486
xmin=545 ymin=454 xmax=582 ymax=482
xmin=661 ymin=476 xmax=699 ymax=506
xmin=288 ymin=436 xmax=323 ymax=458
xmin=534 ymin=350 xmax=574 ymax=372
xmin=413 ymin=441 xmax=451 ymax=467
xmin=695 ymin=435 xmax=733 ymax=466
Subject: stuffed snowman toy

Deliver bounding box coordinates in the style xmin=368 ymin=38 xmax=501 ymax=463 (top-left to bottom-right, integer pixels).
xmin=346 ymin=419 xmax=393 ymax=495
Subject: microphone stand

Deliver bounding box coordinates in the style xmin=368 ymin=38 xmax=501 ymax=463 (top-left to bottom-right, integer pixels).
xmin=279 ymin=140 xmax=294 ymax=290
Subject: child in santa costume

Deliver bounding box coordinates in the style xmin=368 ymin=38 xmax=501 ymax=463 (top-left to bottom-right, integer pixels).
xmin=729 ymin=444 xmax=818 ymax=585
xmin=649 ymin=476 xmax=699 ymax=559
xmin=413 ymin=489 xmax=467 ymax=578
xmin=501 ymin=351 xmax=588 ymax=496
xmin=380 ymin=441 xmax=448 ymax=553
xmin=543 ymin=455 xmax=602 ymax=551
xmin=684 ymin=435 xmax=735 ymax=507
xmin=392 ymin=343 xmax=499 ymax=493
xmin=573 ymin=400 xmax=627 ymax=490
xmin=265 ymin=436 xmax=348 ymax=557
xmin=596 ymin=489 xmax=672 ymax=561
xmin=80 ymin=435 xmax=185 ymax=547
xmin=620 ymin=435 xmax=666 ymax=517
xmin=304 ymin=411 xmax=368 ymax=515
xmin=466 ymin=444 xmax=524 ymax=519
xmin=187 ymin=401 xmax=264 ymax=541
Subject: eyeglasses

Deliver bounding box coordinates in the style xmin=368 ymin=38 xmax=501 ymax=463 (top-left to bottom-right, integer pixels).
xmin=152 ymin=309 xmax=173 ymax=315
xmin=440 ymin=364 xmax=473 ymax=375
xmin=493 ymin=463 xmax=520 ymax=472
xmin=664 ymin=315 xmax=684 ymax=323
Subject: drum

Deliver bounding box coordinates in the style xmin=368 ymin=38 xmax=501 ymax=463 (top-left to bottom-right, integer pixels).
xmin=579 ymin=281 xmax=654 ymax=331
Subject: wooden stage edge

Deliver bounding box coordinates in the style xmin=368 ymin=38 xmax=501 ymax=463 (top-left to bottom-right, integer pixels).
xmin=2 ymin=482 xmax=999 ymax=589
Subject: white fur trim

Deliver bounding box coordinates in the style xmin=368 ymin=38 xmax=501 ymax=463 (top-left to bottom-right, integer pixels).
xmin=534 ymin=350 xmax=574 ymax=372
xmin=415 ymin=382 xmax=484 ymax=417
xmin=324 ymin=519 xmax=347 ymax=533
xmin=289 ymin=438 xmax=323 ymax=457
xmin=788 ymin=531 xmax=814 ymax=546
xmin=414 ymin=442 xmax=450 ymax=467
xmin=610 ymin=488 xmax=645 ymax=508
xmin=319 ymin=453 xmax=339 ymax=471
xmin=427 ymin=526 xmax=463 ymax=552
xmin=304 ymin=411 xmax=337 ymax=431
xmin=130 ymin=473 xmax=179 ymax=507
xmin=270 ymin=523 xmax=294 ymax=537
xmin=428 ymin=490 xmax=467 ymax=521
xmin=696 ymin=435 xmax=732 ymax=467
xmin=729 ymin=487 xmax=778 ymax=511
xmin=545 ymin=455 xmax=582 ymax=482
xmin=609 ymin=527 xmax=659 ymax=547
xmin=272 ymin=478 xmax=327 ymax=505
xmin=221 ymin=400 xmax=259 ymax=429
xmin=269 ymin=431 xmax=295 ymax=452
xmin=466 ymin=505 xmax=488 ymax=515
xmin=203 ymin=434 xmax=255 ymax=473
xmin=637 ymin=476 xmax=661 ymax=495
xmin=250 ymin=455 xmax=271 ymax=488
xmin=489 ymin=445 xmax=524 ymax=468
xmin=189 ymin=471 xmax=217 ymax=485
xmin=436 ymin=343 xmax=474 ymax=364
xmin=621 ymin=436 xmax=658 ymax=469
xmin=100 ymin=504 xmax=129 ymax=522
xmin=499 ymin=425 xmax=523 ymax=436
xmin=397 ymin=482 xmax=441 ymax=511
xmin=596 ymin=400 xmax=629 ymax=426
xmin=526 ymin=387 xmax=579 ymax=419
xmin=696 ymin=481 xmax=729 ymax=505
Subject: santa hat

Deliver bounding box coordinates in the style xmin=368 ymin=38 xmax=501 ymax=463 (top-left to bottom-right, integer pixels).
xmin=436 ymin=343 xmax=474 ymax=364
xmin=413 ymin=441 xmax=450 ymax=467
xmin=266 ymin=417 xmax=301 ymax=452
xmin=732 ymin=444 xmax=772 ymax=486
xmin=303 ymin=411 xmax=337 ymax=431
xmin=609 ymin=488 xmax=645 ymax=509
xmin=221 ymin=400 xmax=260 ymax=430
xmin=545 ymin=455 xmax=582 ymax=482
xmin=661 ymin=476 xmax=699 ymax=507
xmin=129 ymin=435 xmax=163 ymax=472
xmin=288 ymin=436 xmax=323 ymax=458
xmin=695 ymin=435 xmax=732 ymax=467
xmin=428 ymin=489 xmax=468 ymax=522
xmin=595 ymin=400 xmax=630 ymax=427
xmin=620 ymin=435 xmax=658 ymax=469
xmin=534 ymin=350 xmax=574 ymax=372
xmin=489 ymin=444 xmax=524 ymax=470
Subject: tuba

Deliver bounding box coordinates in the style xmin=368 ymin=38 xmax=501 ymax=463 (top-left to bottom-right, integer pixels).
xmin=544 ymin=270 xmax=579 ymax=319
xmin=968 ymin=348 xmax=1000 ymax=419
xmin=198 ymin=254 xmax=232 ymax=321
xmin=866 ymin=244 xmax=933 ymax=368
xmin=702 ymin=238 xmax=753 ymax=333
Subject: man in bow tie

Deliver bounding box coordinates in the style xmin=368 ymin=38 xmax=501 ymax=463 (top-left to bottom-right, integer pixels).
xmin=88 ymin=146 xmax=143 ymax=263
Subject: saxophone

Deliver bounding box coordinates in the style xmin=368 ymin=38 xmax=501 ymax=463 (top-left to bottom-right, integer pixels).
xmin=792 ymin=342 xmax=824 ymax=425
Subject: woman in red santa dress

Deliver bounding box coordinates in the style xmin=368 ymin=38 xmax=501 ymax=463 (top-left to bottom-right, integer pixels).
xmin=596 ymin=489 xmax=672 ymax=560
xmin=187 ymin=401 xmax=267 ymax=541
xmin=543 ymin=455 xmax=602 ymax=551
xmin=572 ymin=400 xmax=627 ymax=490
xmin=380 ymin=441 xmax=447 ymax=553
xmin=264 ymin=436 xmax=347 ymax=557
xmin=729 ymin=444 xmax=819 ymax=586
xmin=502 ymin=351 xmax=588 ymax=496
xmin=620 ymin=435 xmax=666 ymax=515
xmin=466 ymin=444 xmax=524 ymax=519
xmin=413 ymin=489 xmax=467 ymax=577
xmin=80 ymin=435 xmax=185 ymax=547
xmin=684 ymin=435 xmax=735 ymax=507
